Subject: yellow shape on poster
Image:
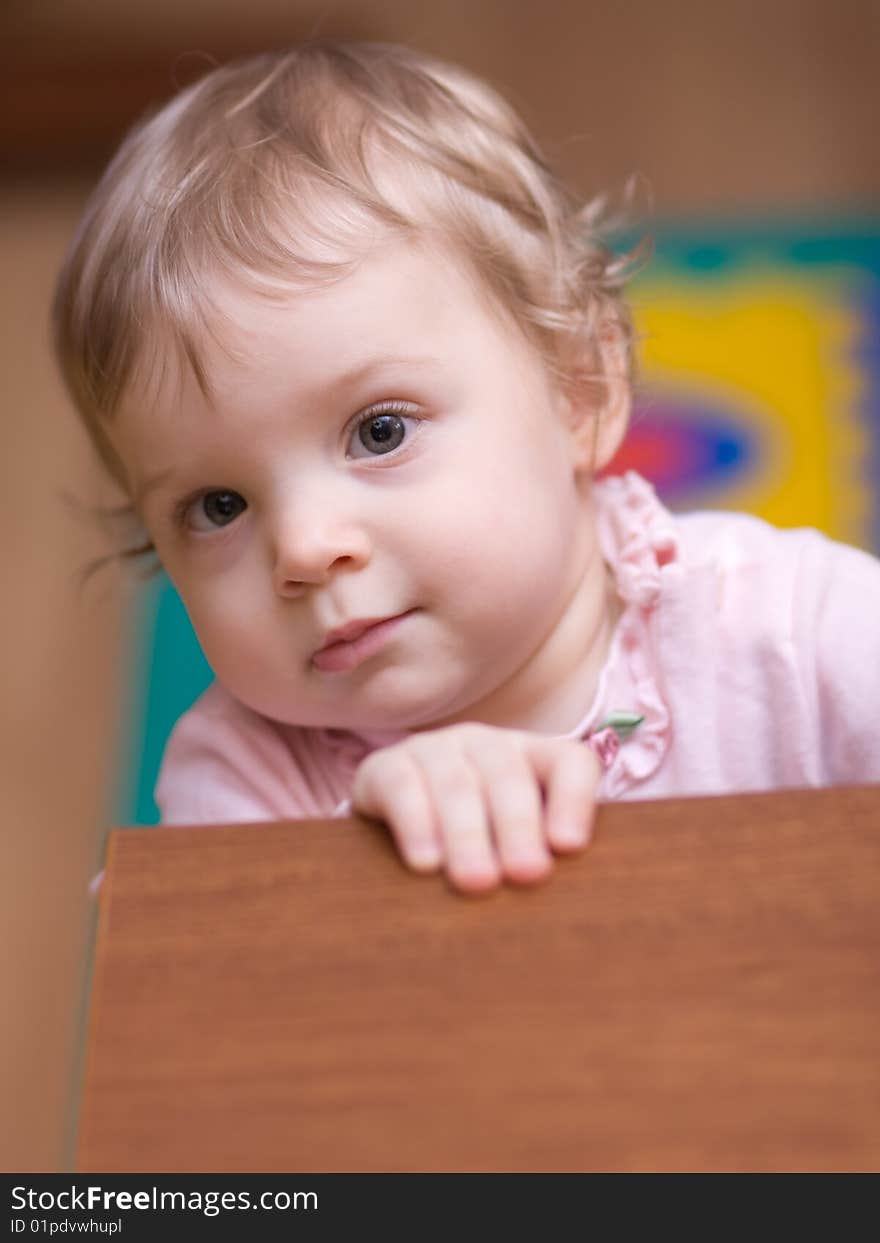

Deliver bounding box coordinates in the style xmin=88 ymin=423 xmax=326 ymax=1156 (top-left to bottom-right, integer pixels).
xmin=631 ymin=264 xmax=869 ymax=548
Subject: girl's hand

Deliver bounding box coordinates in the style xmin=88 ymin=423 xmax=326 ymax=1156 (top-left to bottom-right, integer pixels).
xmin=351 ymin=723 xmax=601 ymax=894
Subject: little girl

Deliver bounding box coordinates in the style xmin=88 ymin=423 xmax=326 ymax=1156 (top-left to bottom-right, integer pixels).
xmin=54 ymin=41 xmax=880 ymax=894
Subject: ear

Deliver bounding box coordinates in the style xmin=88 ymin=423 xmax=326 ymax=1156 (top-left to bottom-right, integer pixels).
xmin=563 ymin=316 xmax=631 ymax=474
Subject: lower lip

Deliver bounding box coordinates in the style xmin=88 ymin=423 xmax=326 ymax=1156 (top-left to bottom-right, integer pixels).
xmin=312 ymin=611 xmax=415 ymax=674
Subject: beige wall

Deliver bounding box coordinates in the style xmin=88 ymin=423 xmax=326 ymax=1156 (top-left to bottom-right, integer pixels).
xmin=1 ymin=184 xmax=130 ymax=1170
xmin=2 ymin=0 xmax=878 ymax=1172
xmin=5 ymin=0 xmax=880 ymax=209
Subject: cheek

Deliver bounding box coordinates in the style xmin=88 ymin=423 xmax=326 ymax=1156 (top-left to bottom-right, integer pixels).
xmin=182 ymin=585 xmax=270 ymax=681
xmin=411 ymin=457 xmax=578 ymax=603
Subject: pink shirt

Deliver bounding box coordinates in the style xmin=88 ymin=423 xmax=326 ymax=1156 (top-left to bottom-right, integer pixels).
xmin=155 ymin=471 xmax=880 ymax=824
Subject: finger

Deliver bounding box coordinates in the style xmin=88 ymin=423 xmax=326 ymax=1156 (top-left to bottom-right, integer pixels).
xmin=415 ymin=749 xmax=500 ymax=894
xmin=466 ymin=736 xmax=552 ymax=885
xmin=539 ymin=740 xmax=601 ymax=853
xmin=352 ymin=748 xmax=442 ymax=872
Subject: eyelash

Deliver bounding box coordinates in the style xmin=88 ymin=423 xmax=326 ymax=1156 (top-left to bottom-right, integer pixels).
xmin=172 ymin=398 xmax=422 ymax=532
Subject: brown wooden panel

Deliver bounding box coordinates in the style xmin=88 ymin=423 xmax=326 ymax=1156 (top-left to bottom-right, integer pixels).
xmin=78 ymin=786 xmax=880 ymax=1172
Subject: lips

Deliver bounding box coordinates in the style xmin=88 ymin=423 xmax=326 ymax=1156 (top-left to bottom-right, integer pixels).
xmin=312 ymin=610 xmax=414 ymax=674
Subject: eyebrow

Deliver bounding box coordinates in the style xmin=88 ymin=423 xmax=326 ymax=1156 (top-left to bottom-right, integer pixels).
xmin=133 ymin=354 xmax=443 ymax=505
xmin=134 ymin=468 xmax=173 ymax=507
xmin=324 ymin=353 xmax=443 ymax=397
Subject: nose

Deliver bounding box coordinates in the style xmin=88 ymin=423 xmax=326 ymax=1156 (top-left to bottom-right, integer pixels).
xmin=270 ymin=497 xmax=372 ymax=597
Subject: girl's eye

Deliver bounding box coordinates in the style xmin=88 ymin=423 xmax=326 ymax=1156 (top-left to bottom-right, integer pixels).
xmin=348 ymin=405 xmax=419 ymax=459
xmin=187 ymin=490 xmax=247 ymax=531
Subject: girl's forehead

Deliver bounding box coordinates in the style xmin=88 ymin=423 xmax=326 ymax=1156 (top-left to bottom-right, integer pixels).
xmin=212 ymin=238 xmax=474 ymax=317
xmin=193 ymin=240 xmax=516 ymax=373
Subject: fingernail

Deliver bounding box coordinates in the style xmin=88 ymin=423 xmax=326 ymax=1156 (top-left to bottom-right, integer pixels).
xmin=554 ymin=823 xmax=587 ymax=847
xmin=406 ymin=841 xmax=442 ymax=870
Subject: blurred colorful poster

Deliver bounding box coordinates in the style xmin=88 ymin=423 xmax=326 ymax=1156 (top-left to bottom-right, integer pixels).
xmin=609 ymin=230 xmax=880 ymax=554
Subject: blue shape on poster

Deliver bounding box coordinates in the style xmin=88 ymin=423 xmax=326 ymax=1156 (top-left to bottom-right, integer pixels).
xmin=611 ymin=395 xmax=756 ymax=504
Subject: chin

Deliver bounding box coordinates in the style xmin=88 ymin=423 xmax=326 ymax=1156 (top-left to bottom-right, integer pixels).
xmin=239 ymin=663 xmax=491 ymax=734
xmin=304 ymin=672 xmax=457 ymax=733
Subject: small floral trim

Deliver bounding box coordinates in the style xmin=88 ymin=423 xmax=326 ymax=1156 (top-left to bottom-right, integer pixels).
xmin=588 ymin=727 xmax=620 ymax=768
xmin=588 ymin=711 xmax=645 ymax=770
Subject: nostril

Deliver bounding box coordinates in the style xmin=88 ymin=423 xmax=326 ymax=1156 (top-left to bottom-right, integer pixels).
xmin=276 ymin=575 xmax=308 ymax=597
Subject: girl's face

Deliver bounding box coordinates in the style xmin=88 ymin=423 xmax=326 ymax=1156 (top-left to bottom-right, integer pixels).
xmin=112 ymin=240 xmax=616 ymax=734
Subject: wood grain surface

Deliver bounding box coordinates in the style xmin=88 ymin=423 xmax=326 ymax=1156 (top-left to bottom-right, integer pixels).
xmin=78 ymin=786 xmax=880 ymax=1173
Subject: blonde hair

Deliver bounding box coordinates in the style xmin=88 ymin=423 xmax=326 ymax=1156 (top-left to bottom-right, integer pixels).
xmin=53 ymin=40 xmax=646 ymax=566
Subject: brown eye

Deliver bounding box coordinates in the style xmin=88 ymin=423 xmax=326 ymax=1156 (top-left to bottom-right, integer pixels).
xmin=357 ymin=414 xmax=407 ymax=455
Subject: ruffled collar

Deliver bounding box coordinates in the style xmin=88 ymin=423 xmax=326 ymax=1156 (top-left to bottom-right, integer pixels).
xmin=542 ymin=472 xmax=679 ymax=793
xmin=595 ymin=471 xmax=681 ymax=609
xmin=585 ymin=471 xmax=681 ymax=795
